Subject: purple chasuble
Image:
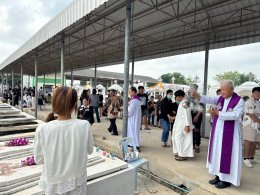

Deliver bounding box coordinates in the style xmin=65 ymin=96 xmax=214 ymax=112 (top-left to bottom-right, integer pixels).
xmin=208 ymin=93 xmax=241 ymax=174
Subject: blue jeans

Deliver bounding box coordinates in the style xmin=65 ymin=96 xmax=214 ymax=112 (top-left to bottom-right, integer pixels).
xmin=160 ymin=119 xmax=170 ymax=143
xmin=93 ymin=106 xmax=100 ymax=123
xmin=148 ymin=112 xmax=154 ymax=125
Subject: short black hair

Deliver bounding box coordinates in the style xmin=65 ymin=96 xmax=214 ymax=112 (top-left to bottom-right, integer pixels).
xmin=174 ymin=90 xmax=185 ymax=97
xmin=92 ymin=89 xmax=97 ymax=94
xmin=242 ymin=96 xmax=250 ymax=101
xmin=252 ymin=87 xmax=260 ymax=93
xmin=130 ymin=87 xmax=137 ymax=93
xmin=166 ymin=89 xmax=173 ymax=94
xmin=150 ymin=96 xmax=154 ymax=98
xmin=138 ymin=86 xmax=144 ymax=90
xmin=82 ymin=96 xmax=90 ymax=101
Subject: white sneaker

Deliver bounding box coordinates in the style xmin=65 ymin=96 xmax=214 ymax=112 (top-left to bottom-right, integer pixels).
xmin=243 ymin=159 xmax=253 ymax=168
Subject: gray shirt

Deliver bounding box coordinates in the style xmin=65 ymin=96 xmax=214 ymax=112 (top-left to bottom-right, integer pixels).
xmin=90 ymin=94 xmax=100 ymax=107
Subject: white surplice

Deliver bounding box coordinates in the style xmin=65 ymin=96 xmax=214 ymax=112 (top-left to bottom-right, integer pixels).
xmin=127 ymin=98 xmax=142 ymax=147
xmin=172 ymin=100 xmax=194 ymax=157
xmin=200 ymin=95 xmax=244 ymax=186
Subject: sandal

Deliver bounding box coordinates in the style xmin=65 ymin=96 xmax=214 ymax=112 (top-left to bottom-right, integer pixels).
xmin=175 ymin=156 xmax=187 ymax=161
xmin=195 ymin=147 xmax=200 ymax=153
xmin=161 ymin=143 xmax=170 ymax=147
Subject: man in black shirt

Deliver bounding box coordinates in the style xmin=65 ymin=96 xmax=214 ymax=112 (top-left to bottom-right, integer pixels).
xmin=137 ymin=86 xmax=150 ymax=130
xmin=98 ymin=89 xmax=104 ymax=117
xmin=160 ymin=89 xmax=174 ymax=147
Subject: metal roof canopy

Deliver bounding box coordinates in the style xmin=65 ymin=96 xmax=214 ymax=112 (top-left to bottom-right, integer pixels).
xmin=1 ymin=0 xmax=260 ymax=75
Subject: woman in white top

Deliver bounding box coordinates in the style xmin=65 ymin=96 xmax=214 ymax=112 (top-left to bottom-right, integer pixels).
xmin=34 ymin=87 xmax=94 ymax=195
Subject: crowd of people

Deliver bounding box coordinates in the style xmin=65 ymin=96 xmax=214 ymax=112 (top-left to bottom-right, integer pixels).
xmin=1 ymin=80 xmax=259 ymax=193
xmin=123 ymin=81 xmax=260 ymax=189
xmin=1 ymin=86 xmax=51 ymax=110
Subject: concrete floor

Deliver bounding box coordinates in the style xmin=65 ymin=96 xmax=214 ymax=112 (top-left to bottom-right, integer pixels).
xmin=23 ymin=106 xmax=260 ymax=195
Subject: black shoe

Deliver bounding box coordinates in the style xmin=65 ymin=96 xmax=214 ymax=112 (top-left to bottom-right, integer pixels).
xmin=111 ymin=132 xmax=119 ymax=136
xmin=209 ymin=176 xmax=220 ymax=185
xmin=215 ymin=181 xmax=231 ymax=189
xmin=107 ymin=128 xmax=112 ymax=133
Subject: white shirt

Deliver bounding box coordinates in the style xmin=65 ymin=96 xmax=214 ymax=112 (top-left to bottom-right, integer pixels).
xmin=33 ymin=119 xmax=93 ymax=194
xmin=243 ymin=98 xmax=260 ymax=130
xmin=23 ymin=95 xmax=28 ymax=102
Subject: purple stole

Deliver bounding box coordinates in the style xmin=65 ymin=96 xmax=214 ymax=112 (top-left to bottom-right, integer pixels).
xmin=208 ymin=93 xmax=241 ymax=174
xmin=131 ymin=95 xmax=140 ymax=101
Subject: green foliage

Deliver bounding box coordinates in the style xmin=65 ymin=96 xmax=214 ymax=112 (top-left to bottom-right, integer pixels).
xmin=184 ymin=76 xmax=193 ymax=85
xmin=160 ymin=72 xmax=198 ymax=85
xmin=214 ymin=71 xmax=259 ymax=86
xmin=172 ymin=72 xmax=187 ymax=85
xmin=160 ymin=73 xmax=173 ymax=83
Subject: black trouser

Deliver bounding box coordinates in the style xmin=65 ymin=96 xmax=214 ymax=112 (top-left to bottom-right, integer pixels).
xmin=192 ymin=112 xmax=202 ymax=147
xmin=109 ymin=118 xmax=118 ymax=134
xmin=193 ymin=130 xmax=201 ymax=147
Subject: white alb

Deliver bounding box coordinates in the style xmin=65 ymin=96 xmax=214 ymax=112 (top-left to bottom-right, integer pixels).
xmin=200 ymin=95 xmax=244 ymax=186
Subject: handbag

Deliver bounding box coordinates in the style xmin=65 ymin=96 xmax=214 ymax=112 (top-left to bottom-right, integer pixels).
xmin=124 ymin=150 xmax=139 ymax=163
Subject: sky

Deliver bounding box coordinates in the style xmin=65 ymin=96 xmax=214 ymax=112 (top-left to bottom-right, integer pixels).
xmin=1 ymin=0 xmax=260 ymax=85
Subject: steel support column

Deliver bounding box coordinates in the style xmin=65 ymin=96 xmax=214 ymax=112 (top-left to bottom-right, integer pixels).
xmin=94 ymin=64 xmax=97 ymax=88
xmin=28 ymin=75 xmax=30 ymax=87
xmin=55 ymin=71 xmax=57 ymax=87
xmin=21 ymin=64 xmax=23 ymax=111
xmin=43 ymin=73 xmax=46 ymax=94
xmin=6 ymin=74 xmax=8 ymax=90
xmin=122 ymin=0 xmax=132 ymax=138
xmin=1 ymin=72 xmax=3 ymax=97
xmin=201 ymin=40 xmax=210 ymax=138
xmin=35 ymin=55 xmax=38 ymax=118
xmin=11 ymin=68 xmax=14 ymax=106
xmin=131 ymin=58 xmax=134 ymax=86
xmin=61 ymin=36 xmax=65 ymax=86
xmin=71 ymin=68 xmax=73 ymax=87
xmin=131 ymin=0 xmax=135 ymax=87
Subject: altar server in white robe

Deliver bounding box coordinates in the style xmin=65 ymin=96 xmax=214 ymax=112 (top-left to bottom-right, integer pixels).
xmin=127 ymin=87 xmax=142 ymax=152
xmin=172 ymin=96 xmax=194 ymax=161
xmin=193 ymin=80 xmax=244 ymax=189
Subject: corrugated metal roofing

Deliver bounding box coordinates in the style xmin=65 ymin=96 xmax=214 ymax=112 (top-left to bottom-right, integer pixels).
xmin=1 ymin=0 xmax=260 ymax=75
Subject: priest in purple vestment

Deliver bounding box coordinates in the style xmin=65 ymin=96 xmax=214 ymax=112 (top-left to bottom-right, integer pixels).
xmin=192 ymin=80 xmax=244 ymax=189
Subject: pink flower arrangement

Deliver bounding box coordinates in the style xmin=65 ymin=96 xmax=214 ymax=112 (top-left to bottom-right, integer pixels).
xmin=21 ymin=156 xmax=36 ymax=166
xmin=5 ymin=138 xmax=29 ymax=146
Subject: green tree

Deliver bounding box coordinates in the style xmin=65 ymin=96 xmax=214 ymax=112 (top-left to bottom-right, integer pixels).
xmin=172 ymin=72 xmax=187 ymax=85
xmin=214 ymin=71 xmax=259 ymax=86
xmin=160 ymin=73 xmax=173 ymax=83
xmin=240 ymin=72 xmax=259 ymax=84
xmin=185 ymin=76 xmax=194 ymax=85
xmin=160 ymin=72 xmax=192 ymax=85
